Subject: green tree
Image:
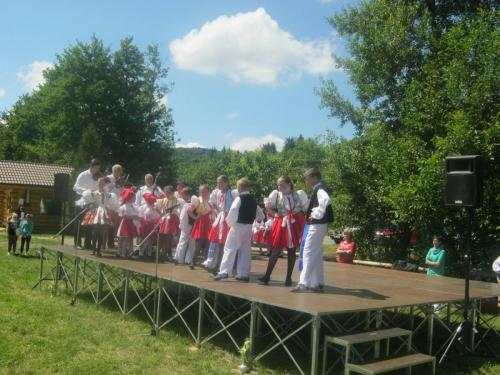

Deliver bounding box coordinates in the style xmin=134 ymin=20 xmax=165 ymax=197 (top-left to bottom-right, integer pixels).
xmin=0 ymin=36 xmax=175 ymax=182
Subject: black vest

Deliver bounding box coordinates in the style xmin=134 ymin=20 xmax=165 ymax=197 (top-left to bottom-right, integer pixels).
xmin=237 ymin=194 xmax=257 ymax=224
xmin=186 ymin=200 xmax=195 ymax=226
xmin=306 ymin=182 xmax=334 ymax=224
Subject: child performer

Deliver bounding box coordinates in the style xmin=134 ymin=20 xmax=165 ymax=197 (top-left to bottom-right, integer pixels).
xmin=253 ymin=213 xmax=273 ymax=255
xmin=91 ymin=177 xmax=119 ymax=256
xmin=138 ymin=193 xmax=161 ymax=258
xmin=203 ymin=175 xmax=239 ymax=273
xmin=259 ymin=176 xmax=308 ymax=286
xmin=157 ymin=185 xmax=180 ymax=261
xmin=173 ymin=187 xmax=196 ymax=265
xmin=188 ymin=185 xmax=214 ymax=269
xmin=293 ymin=168 xmax=333 ymax=293
xmin=214 ymin=178 xmax=264 ymax=281
xmin=20 ymin=214 xmax=34 ymax=256
xmin=7 ymin=213 xmax=19 ymax=256
xmin=116 ymin=188 xmax=139 ymax=258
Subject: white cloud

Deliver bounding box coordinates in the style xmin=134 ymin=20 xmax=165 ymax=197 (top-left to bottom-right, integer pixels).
xmin=0 ymin=88 xmax=5 ymax=97
xmin=226 ymin=112 xmax=239 ymax=120
xmin=159 ymin=95 xmax=169 ymax=108
xmin=319 ymin=0 xmax=334 ymax=4
xmin=17 ymin=60 xmax=54 ymax=92
xmin=176 ymin=142 xmax=206 ymax=148
xmin=169 ymin=8 xmax=337 ymax=86
xmin=230 ymin=134 xmax=284 ymax=152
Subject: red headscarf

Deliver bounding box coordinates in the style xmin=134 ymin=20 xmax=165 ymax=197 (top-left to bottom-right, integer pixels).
xmin=143 ymin=192 xmax=157 ymax=205
xmin=120 ymin=188 xmax=136 ymax=204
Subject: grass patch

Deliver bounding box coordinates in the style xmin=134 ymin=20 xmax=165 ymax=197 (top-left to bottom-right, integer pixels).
xmin=0 ymin=232 xmax=498 ymax=374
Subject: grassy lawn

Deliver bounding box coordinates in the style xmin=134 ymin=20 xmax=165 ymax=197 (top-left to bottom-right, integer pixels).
xmin=0 ymin=231 xmax=498 ymax=374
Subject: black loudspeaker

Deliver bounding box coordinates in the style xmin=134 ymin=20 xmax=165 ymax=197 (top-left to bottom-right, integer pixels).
xmin=54 ymin=173 xmax=70 ymax=202
xmin=445 ymin=155 xmax=482 ymax=208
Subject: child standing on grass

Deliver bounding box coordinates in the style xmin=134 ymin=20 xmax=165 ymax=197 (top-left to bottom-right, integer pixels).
xmin=7 ymin=213 xmax=19 ymax=255
xmin=20 ymin=214 xmax=34 ymax=256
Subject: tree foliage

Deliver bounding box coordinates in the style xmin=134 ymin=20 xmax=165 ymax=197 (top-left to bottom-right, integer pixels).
xmin=0 ymin=36 xmax=175 ymax=182
xmin=319 ymin=1 xmax=499 ymax=273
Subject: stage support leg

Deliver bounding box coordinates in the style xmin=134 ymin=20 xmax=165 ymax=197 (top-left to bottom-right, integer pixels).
xmin=154 ymin=280 xmax=162 ymax=336
xmin=409 ymin=306 xmax=414 ymax=331
xmin=249 ymin=302 xmax=258 ymax=357
xmin=427 ymin=305 xmax=434 ymax=354
xmin=310 ymin=314 xmax=321 ymax=375
xmin=38 ymin=247 xmax=45 ymax=289
xmin=365 ymin=311 xmax=371 ymax=329
xmin=374 ymin=310 xmax=382 ymax=358
xmin=53 ymin=251 xmax=62 ymax=296
xmin=97 ymin=263 xmax=104 ymax=304
xmin=197 ymin=288 xmax=205 ymax=347
xmin=123 ymin=270 xmax=129 ymax=314
xmin=470 ymin=299 xmax=477 ymax=349
xmin=72 ymin=257 xmax=80 ymax=304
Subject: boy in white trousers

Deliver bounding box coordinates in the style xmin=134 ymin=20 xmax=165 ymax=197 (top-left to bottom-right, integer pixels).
xmin=173 ymin=187 xmax=196 ymax=265
xmin=214 ymin=178 xmax=264 ymax=281
xmin=293 ymin=167 xmax=333 ymax=293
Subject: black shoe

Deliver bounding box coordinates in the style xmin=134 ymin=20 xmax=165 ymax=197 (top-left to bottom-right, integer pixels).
xmin=189 ymin=264 xmax=195 ymax=270
xmin=285 ymin=279 xmax=292 ymax=287
xmin=213 ymin=273 xmax=228 ymax=281
xmin=258 ymin=276 xmax=269 ymax=285
xmin=235 ymin=277 xmax=249 ymax=282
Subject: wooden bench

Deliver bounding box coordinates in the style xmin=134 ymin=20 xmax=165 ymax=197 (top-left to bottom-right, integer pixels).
xmin=322 ymin=328 xmax=412 ymax=375
xmin=346 ymin=353 xmax=435 ymax=375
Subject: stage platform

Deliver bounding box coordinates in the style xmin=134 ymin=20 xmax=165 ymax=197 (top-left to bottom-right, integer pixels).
xmin=33 ymin=244 xmax=500 ymax=375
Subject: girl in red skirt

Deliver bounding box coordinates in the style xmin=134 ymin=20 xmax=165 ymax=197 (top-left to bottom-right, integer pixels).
xmin=158 ymin=185 xmax=180 ymax=261
xmin=188 ymin=184 xmax=213 ymax=269
xmin=203 ymin=175 xmax=238 ymax=272
xmin=138 ymin=192 xmax=161 ymax=258
xmin=259 ymin=176 xmax=308 ymax=286
xmin=116 ymin=188 xmax=139 ymax=258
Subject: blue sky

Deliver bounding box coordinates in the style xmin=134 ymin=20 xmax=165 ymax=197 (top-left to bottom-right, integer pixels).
xmin=0 ymin=0 xmax=358 ymax=151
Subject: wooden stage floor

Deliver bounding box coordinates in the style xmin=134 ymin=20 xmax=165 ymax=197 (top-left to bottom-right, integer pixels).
xmin=46 ymin=244 xmax=500 ymax=316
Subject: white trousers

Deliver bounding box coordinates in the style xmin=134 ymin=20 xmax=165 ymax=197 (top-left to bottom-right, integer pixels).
xmin=218 ymin=223 xmax=253 ymax=278
xmin=298 ymin=223 xmax=327 ymax=288
xmin=117 ymin=237 xmax=133 ymax=257
xmin=174 ymin=228 xmax=195 ymax=264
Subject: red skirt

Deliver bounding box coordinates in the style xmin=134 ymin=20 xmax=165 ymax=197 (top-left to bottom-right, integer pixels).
xmin=140 ymin=220 xmax=157 ymax=238
xmin=191 ymin=213 xmax=211 ymax=239
xmin=117 ymin=218 xmax=137 ymax=238
xmin=158 ymin=214 xmax=180 ymax=235
xmin=208 ymin=217 xmax=229 ymax=244
xmin=255 ymin=230 xmax=270 ymax=245
xmin=81 ymin=209 xmax=97 ymax=226
xmin=269 ymin=213 xmax=305 ymax=249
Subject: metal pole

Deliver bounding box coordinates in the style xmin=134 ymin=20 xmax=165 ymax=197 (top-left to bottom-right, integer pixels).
xmin=53 ymin=251 xmax=62 ymax=295
xmin=249 ymin=302 xmax=258 ymax=357
xmin=310 ymin=315 xmax=321 ymax=375
xmin=38 ymin=247 xmax=45 ymax=289
xmin=72 ymin=257 xmax=80 ymax=304
xmin=123 ymin=270 xmax=129 ymax=314
xmin=427 ymin=305 xmax=434 ymax=354
xmin=97 ymin=262 xmax=104 ymax=304
xmin=155 ymin=280 xmax=163 ymax=335
xmin=197 ymin=289 xmax=205 ymax=347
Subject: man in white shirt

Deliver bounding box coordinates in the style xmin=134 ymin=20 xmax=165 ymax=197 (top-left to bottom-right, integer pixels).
xmin=293 ymin=167 xmax=334 ymax=293
xmin=106 ymin=164 xmax=123 ymax=248
xmin=135 ymin=174 xmax=164 ymax=206
xmin=72 ymin=159 xmax=102 ymax=249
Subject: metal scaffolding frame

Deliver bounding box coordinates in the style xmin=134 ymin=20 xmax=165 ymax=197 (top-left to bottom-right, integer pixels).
xmin=32 ymin=247 xmax=499 ymax=375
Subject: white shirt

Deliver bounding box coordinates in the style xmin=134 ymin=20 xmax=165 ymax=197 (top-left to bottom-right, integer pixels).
xmin=135 ymin=185 xmax=164 ymax=206
xmin=311 ymin=182 xmax=331 ymax=220
xmin=73 ymin=169 xmax=99 ymax=196
xmin=226 ymin=192 xmax=264 ymax=228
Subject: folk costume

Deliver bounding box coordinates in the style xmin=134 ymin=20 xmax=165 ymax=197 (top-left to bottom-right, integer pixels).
xmin=73 ymin=169 xmax=100 ymax=249
xmin=138 ymin=193 xmax=161 ymax=257
xmin=202 ymin=188 xmax=238 ymax=270
xmin=189 ymin=195 xmax=214 ymax=267
xmin=135 ymin=184 xmax=164 ymax=207
xmin=259 ymin=190 xmax=308 ymax=286
xmin=173 ymin=198 xmax=196 ymax=264
xmin=294 ymin=182 xmax=333 ymax=292
xmin=116 ymin=189 xmax=139 ymax=258
xmin=157 ymin=195 xmax=180 ymax=259
xmin=215 ymin=191 xmax=264 ymax=281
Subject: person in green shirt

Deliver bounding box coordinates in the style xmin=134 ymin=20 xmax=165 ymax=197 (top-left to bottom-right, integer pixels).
xmin=426 ymin=235 xmax=445 ymax=276
xmin=20 ymin=214 xmax=34 ymax=256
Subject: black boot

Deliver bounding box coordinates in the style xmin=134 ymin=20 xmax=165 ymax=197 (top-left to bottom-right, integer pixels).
xmin=258 ymin=249 xmax=280 ymax=285
xmin=285 ymin=248 xmax=296 ymax=287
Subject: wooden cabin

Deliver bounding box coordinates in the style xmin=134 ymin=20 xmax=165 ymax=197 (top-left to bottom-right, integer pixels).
xmin=0 ymin=160 xmax=73 ymax=232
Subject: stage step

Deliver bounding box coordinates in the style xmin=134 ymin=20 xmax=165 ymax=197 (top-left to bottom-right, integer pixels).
xmin=346 ymin=353 xmax=436 ymax=375
xmin=331 ymin=327 xmax=412 ymax=345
